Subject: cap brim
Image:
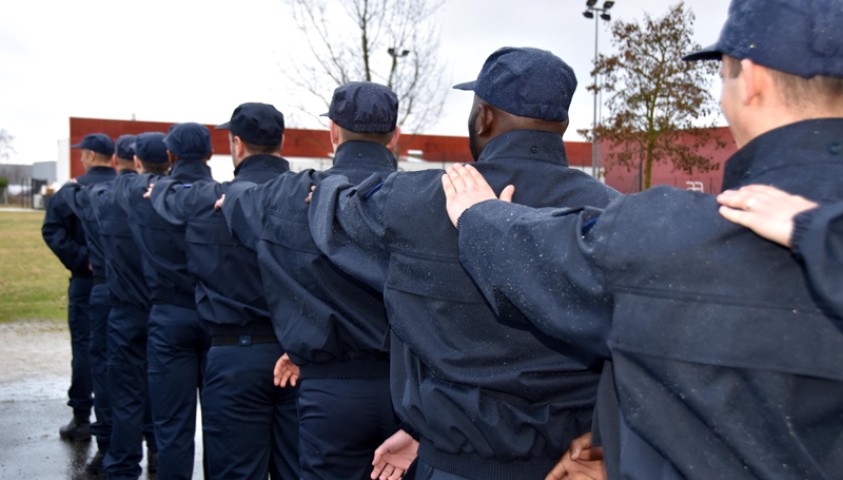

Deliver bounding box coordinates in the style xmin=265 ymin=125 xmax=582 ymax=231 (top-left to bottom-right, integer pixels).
xmin=216 ymin=121 xmax=231 ymax=130
xmin=452 ymin=81 xmax=476 ymax=91
xmin=319 ymin=112 xmax=329 ymax=117
xmin=683 ymin=43 xmax=723 ymax=62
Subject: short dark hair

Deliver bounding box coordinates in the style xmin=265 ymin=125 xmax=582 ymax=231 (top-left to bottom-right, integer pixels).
xmin=242 ymin=139 xmax=282 ymax=156
xmin=140 ymin=160 xmax=169 ymax=175
xmin=770 ymin=70 xmax=843 ymax=109
xmin=724 ymin=55 xmax=843 ymax=108
xmin=723 ymin=56 xmax=742 ymax=79
xmin=341 ymin=129 xmax=395 ymax=146
xmin=91 ymin=152 xmax=113 ymax=164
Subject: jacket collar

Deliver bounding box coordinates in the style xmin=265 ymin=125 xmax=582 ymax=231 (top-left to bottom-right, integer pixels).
xmin=476 ymin=130 xmax=570 ymax=167
xmin=170 ymin=160 xmax=213 ymax=182
xmin=233 ymin=154 xmax=290 ymax=183
xmin=722 ymin=118 xmax=843 ymax=191
xmin=331 ymin=140 xmax=397 ymax=172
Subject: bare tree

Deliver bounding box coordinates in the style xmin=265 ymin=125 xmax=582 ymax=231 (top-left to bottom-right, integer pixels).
xmin=0 ymin=129 xmax=15 ymax=161
xmin=284 ymin=0 xmax=448 ymax=134
xmin=581 ymin=2 xmax=724 ymax=191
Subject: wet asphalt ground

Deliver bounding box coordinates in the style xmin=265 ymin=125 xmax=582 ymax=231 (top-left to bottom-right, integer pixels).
xmin=0 ymin=321 xmax=202 ymax=479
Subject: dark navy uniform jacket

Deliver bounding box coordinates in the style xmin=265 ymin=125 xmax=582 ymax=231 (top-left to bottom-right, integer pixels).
xmin=115 ymin=161 xmax=214 ymax=309
xmin=53 ymin=167 xmax=117 ymax=281
xmin=309 ymin=130 xmax=619 ymax=478
xmin=43 ymin=166 xmax=116 ymax=278
xmin=150 ymin=155 xmax=289 ymax=336
xmin=792 ymin=200 xmax=843 ymax=319
xmin=456 ymin=119 xmax=843 ymax=479
xmin=222 ymin=141 xmax=396 ymax=374
xmin=92 ymin=170 xmax=151 ymax=310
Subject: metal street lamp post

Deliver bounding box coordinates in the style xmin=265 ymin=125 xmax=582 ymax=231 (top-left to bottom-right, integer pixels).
xmin=387 ymin=47 xmax=411 ymax=89
xmin=583 ymin=0 xmax=614 ymax=179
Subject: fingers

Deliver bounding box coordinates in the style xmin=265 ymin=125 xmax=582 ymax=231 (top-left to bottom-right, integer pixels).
xmin=273 ymin=355 xmax=287 ymax=387
xmin=378 ymin=464 xmax=395 ymax=480
xmin=444 ymin=164 xmax=467 ymax=192
xmin=371 ymin=459 xmax=385 ymax=479
xmin=717 ymin=205 xmax=748 ymax=227
xmin=544 ymin=455 xmax=568 ymax=480
xmin=441 ymin=172 xmax=455 ymax=198
xmin=500 ymin=184 xmax=515 ymax=203
xmin=568 ymin=432 xmax=592 ymax=460
xmin=387 ymin=466 xmax=404 ymax=480
xmin=716 ymin=184 xmax=803 ymax=211
xmin=573 ymin=446 xmax=604 ymax=462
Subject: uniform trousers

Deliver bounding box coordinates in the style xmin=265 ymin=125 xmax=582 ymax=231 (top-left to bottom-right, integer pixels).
xmin=88 ymin=282 xmax=111 ymax=450
xmin=297 ymin=376 xmax=398 ymax=480
xmin=103 ymin=303 xmax=156 ymax=480
xmin=147 ymin=303 xmax=209 ymax=480
xmin=202 ymin=341 xmax=299 ymax=480
xmin=67 ymin=276 xmax=93 ymax=418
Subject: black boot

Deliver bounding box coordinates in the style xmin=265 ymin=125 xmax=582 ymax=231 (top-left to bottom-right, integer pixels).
xmin=85 ymin=449 xmax=106 ymax=477
xmin=59 ymin=416 xmax=91 ymax=442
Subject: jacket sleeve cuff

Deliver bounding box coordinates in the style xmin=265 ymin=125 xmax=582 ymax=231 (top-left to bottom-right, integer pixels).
xmin=790 ymin=207 xmax=818 ymax=257
xmin=399 ymin=421 xmax=420 ymax=441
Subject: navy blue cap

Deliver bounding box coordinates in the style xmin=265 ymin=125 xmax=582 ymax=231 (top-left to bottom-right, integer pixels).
xmin=217 ymin=102 xmax=285 ymax=146
xmin=164 ymin=123 xmax=212 ymax=161
xmin=684 ymin=0 xmax=843 ymax=78
xmin=453 ymin=47 xmax=576 ymax=122
xmin=134 ymin=132 xmax=168 ymax=164
xmin=115 ymin=134 xmax=136 ymax=161
xmin=324 ymin=82 xmax=399 ymax=133
xmin=71 ymin=133 xmax=115 ymax=156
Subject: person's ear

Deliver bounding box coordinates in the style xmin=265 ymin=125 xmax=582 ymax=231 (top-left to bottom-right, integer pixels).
xmin=740 ymin=59 xmax=764 ymax=106
xmin=233 ymin=136 xmax=246 ymax=158
xmin=133 ymin=155 xmax=142 ymax=172
xmin=329 ymin=121 xmax=340 ymax=147
xmin=475 ymin=103 xmax=494 ymax=136
xmin=166 ymin=151 xmax=176 ymax=167
xmin=387 ymin=125 xmax=401 ymax=151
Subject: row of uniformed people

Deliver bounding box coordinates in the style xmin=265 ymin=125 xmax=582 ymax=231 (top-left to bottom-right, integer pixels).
xmin=44 ymin=1 xmax=843 ymax=478
xmin=221 ymin=4 xmax=843 ymax=479
xmin=45 ymin=46 xmax=665 ymax=480
xmin=45 ymin=133 xmax=159 ymax=478
xmin=46 ymin=81 xmax=416 ymax=480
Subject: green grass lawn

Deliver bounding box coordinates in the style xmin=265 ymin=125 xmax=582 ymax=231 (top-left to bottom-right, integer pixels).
xmin=0 ymin=209 xmax=68 ymax=323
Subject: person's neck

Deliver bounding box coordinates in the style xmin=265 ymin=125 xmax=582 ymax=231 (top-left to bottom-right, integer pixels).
xmin=741 ymin=108 xmax=843 ymax=148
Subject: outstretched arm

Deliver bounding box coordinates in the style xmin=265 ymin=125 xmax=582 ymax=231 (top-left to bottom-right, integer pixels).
xmin=442 ymin=163 xmax=614 ymax=360
xmin=308 ymin=173 xmax=392 ymax=291
xmin=220 ymin=181 xmax=263 ymax=250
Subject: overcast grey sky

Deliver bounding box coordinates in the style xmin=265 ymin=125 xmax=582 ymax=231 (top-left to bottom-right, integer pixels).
xmin=0 ymin=0 xmax=731 ymax=166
